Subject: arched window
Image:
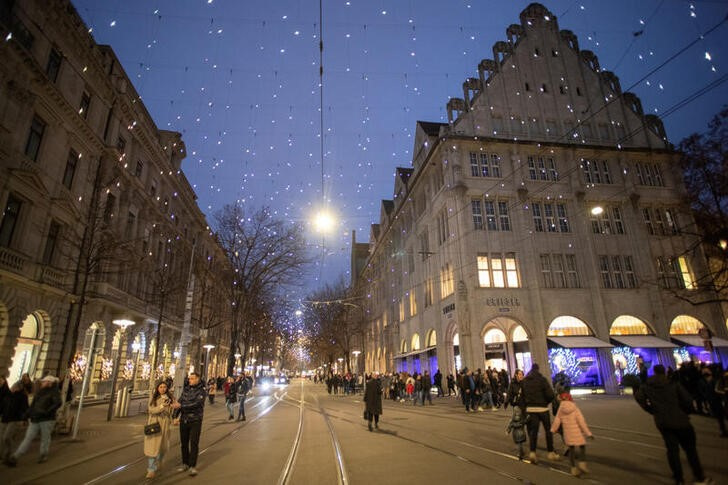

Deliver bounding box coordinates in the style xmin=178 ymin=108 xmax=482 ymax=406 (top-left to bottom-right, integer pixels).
xmin=610 ymin=315 xmax=651 ymax=335
xmin=547 ymin=316 xmax=592 ymax=336
xmin=426 ymin=329 xmax=437 ymax=347
xmin=411 ymin=333 xmax=421 ymax=351
xmin=400 ymin=339 xmax=408 ymax=353
xmin=8 ymin=314 xmax=43 ymax=384
xmin=670 ymin=315 xmax=705 ymax=335
xmin=512 ymin=325 xmax=529 ymax=342
xmin=483 ymin=328 xmax=507 ymax=344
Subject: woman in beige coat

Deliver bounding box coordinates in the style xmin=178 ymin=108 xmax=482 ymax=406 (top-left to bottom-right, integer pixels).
xmin=144 ymin=381 xmax=174 ymax=479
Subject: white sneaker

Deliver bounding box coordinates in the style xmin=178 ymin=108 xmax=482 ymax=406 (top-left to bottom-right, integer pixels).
xmin=188 ymin=467 xmax=198 ymax=476
xmin=547 ymin=452 xmax=562 ymax=461
xmin=528 ymin=451 xmax=538 ymax=464
xmin=177 ymin=465 xmax=189 ymax=472
xmin=477 ymin=406 xmax=484 ymax=412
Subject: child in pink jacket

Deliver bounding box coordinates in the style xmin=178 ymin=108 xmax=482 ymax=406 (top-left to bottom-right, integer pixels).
xmin=551 ymin=392 xmax=594 ymax=477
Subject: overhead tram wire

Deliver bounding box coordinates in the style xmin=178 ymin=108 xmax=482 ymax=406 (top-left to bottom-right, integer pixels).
xmin=317 ymin=0 xmax=326 ymax=282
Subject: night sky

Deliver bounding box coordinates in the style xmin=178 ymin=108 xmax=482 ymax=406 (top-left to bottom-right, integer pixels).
xmin=72 ymin=0 xmax=728 ymax=297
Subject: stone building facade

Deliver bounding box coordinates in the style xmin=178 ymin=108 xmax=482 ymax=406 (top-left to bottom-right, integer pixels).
xmin=0 ymin=0 xmax=231 ymax=395
xmin=353 ymin=3 xmax=728 ymax=392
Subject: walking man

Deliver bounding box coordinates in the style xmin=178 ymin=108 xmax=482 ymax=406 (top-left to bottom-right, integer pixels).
xmin=236 ymin=373 xmax=249 ymax=421
xmin=434 ymin=369 xmax=444 ymax=397
xmin=5 ymin=375 xmax=61 ymax=466
xmin=364 ymin=373 xmax=382 ymax=431
xmin=422 ymin=370 xmax=433 ymax=405
xmin=522 ymin=364 xmax=559 ymax=463
xmin=635 ymin=365 xmax=712 ymax=485
xmin=172 ymin=372 xmax=206 ymax=476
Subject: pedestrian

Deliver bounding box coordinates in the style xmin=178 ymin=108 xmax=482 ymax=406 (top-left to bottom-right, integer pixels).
xmin=422 ymin=370 xmax=433 ymax=405
xmin=506 ymin=405 xmax=528 ymax=460
xmin=172 ymin=372 xmax=206 ymax=476
xmin=364 ymin=374 xmax=382 ymax=431
xmin=698 ymin=368 xmax=726 ymax=437
xmin=462 ymin=369 xmax=477 ymax=412
xmin=20 ymin=374 xmax=33 ymax=396
xmin=206 ymin=378 xmax=216 ymax=405
xmin=0 ymin=382 xmax=28 ymax=462
xmin=5 ymin=375 xmax=61 ymax=466
xmin=223 ymin=376 xmax=236 ymax=420
xmin=715 ymin=369 xmax=728 ymax=438
xmin=505 ymin=369 xmax=526 ymax=410
xmin=522 ymin=364 xmax=559 ymax=464
xmin=447 ymin=373 xmax=456 ymax=397
xmin=550 ymin=391 xmax=594 ymax=477
xmin=635 ymin=364 xmax=712 ymax=485
xmin=434 ymin=370 xmax=443 ymax=397
xmin=413 ymin=374 xmax=423 ymax=406
xmin=405 ymin=375 xmax=415 ymax=402
xmin=0 ymin=376 xmax=9 ymax=415
xmin=479 ymin=371 xmax=495 ymax=410
xmin=144 ymin=381 xmax=174 ymax=479
xmin=236 ymin=373 xmax=249 ymax=421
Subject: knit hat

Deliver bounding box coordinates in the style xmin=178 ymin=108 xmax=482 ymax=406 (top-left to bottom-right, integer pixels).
xmin=559 ymin=392 xmax=572 ymax=401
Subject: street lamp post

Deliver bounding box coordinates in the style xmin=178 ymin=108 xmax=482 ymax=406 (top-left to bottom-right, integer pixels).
xmin=352 ymin=350 xmax=361 ymax=375
xmin=337 ymin=357 xmax=344 ymax=374
xmin=107 ymin=319 xmax=135 ymax=421
xmin=203 ymin=343 xmax=215 ymax=382
xmin=130 ymin=341 xmax=141 ymax=392
xmin=234 ymin=353 xmax=241 ymax=374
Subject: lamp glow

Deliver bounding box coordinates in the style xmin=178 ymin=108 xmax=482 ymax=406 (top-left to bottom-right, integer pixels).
xmin=591 ymin=206 xmax=604 ymax=216
xmin=314 ymin=210 xmax=334 ymax=233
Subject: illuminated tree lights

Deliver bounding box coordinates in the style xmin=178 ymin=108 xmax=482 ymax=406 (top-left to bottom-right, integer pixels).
xmin=548 ymin=348 xmax=581 ymax=383
xmin=610 ymin=346 xmax=638 ymax=382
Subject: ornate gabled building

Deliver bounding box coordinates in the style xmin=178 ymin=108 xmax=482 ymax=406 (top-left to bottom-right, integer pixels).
xmin=0 ymin=0 xmax=231 ymax=394
xmin=354 ymin=3 xmax=727 ymax=391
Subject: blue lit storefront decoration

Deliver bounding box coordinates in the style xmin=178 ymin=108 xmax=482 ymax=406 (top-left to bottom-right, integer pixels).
xmin=546 ymin=316 xmax=613 ymax=388
xmin=608 ymin=315 xmax=676 ymax=383
xmin=669 ymin=315 xmax=728 ymax=367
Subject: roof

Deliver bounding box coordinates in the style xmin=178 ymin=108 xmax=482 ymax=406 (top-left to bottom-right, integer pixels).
xmin=417 ymin=121 xmax=446 ymax=137
xmin=547 ymin=336 xmax=613 ymax=348
xmin=610 ymin=335 xmax=676 ymax=349
xmin=396 ymin=167 xmax=414 ymax=184
xmin=382 ymin=200 xmax=394 ymax=214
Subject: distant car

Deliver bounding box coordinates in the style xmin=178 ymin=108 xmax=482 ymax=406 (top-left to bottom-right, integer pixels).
xmin=275 ymin=375 xmax=289 ymax=385
xmin=257 ymin=376 xmax=275 ymax=394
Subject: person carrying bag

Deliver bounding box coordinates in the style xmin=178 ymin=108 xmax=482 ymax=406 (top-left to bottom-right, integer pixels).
xmin=143 ymin=381 xmax=174 ymax=479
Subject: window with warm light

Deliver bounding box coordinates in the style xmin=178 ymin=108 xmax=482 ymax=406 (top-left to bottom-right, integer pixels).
xmin=409 ymin=290 xmax=417 ymax=316
xmin=477 ymin=253 xmax=520 ymax=288
xmin=678 ymin=256 xmax=696 ymax=290
xmin=548 ymin=316 xmax=591 ymax=336
xmin=424 ymin=278 xmax=433 ymax=307
xmin=440 ymin=263 xmax=454 ymax=297
xmin=398 ymin=300 xmax=405 ymax=322
xmin=610 ymin=315 xmax=650 ymax=335
xmin=477 ymin=255 xmax=490 ymax=287
xmin=669 ymin=315 xmax=705 ymax=335
xmin=411 ymin=334 xmax=421 ymax=351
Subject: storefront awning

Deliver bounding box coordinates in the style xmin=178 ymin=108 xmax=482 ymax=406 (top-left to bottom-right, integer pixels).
xmin=392 ymin=345 xmax=436 ymax=360
xmin=611 ymin=335 xmax=676 ymax=349
xmin=548 ymin=336 xmax=613 ymax=348
xmin=671 ymin=335 xmax=728 ymax=348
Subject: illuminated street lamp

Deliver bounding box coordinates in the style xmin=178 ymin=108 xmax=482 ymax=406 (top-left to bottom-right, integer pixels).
xmin=352 ymin=350 xmax=361 ymax=375
xmin=107 ymin=319 xmax=135 ymax=421
xmin=131 ymin=341 xmax=141 ymax=392
xmin=591 ymin=206 xmax=604 ymax=216
xmin=314 ymin=210 xmax=335 ymax=233
xmin=203 ymin=340 xmax=215 ymax=381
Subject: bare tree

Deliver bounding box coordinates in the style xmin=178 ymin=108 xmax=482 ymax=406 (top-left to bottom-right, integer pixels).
xmin=213 ymin=204 xmax=310 ymax=375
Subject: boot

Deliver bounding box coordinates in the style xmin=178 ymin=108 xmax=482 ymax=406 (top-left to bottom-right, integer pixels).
xmin=528 ymin=451 xmax=538 ymax=464
xmin=547 ymin=451 xmax=562 ymax=461
xmin=368 ymin=422 xmax=373 ymax=432
xmin=571 ymin=467 xmax=582 ymax=477
xmin=578 ymin=461 xmax=589 ymax=474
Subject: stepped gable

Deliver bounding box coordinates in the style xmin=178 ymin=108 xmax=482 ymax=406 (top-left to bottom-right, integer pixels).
xmin=443 ymin=2 xmax=668 ymax=150
xmin=412 ymin=121 xmax=447 ymax=171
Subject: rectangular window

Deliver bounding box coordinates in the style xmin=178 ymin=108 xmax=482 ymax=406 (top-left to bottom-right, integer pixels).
xmin=440 ymin=263 xmax=454 ymax=298
xmin=599 ymin=256 xmax=612 ymax=288
xmin=528 ymin=156 xmax=537 ymax=180
xmin=505 ymin=253 xmax=519 ymax=288
xmin=643 ymin=208 xmax=654 ymax=235
xmin=42 ymin=220 xmax=60 ymax=265
xmin=553 ymin=254 xmax=566 ymax=288
xmin=79 ymin=91 xmax=91 ymax=119
xmin=635 ymin=162 xmax=665 ymax=186
xmin=566 ymin=254 xmax=580 ymax=288
xmin=135 ymin=160 xmax=144 ymax=178
xmin=498 ymin=201 xmax=511 ymax=231
xmin=25 ymin=116 xmax=46 ymax=161
xmin=480 ymin=153 xmax=490 ymax=177
xmin=678 ymin=256 xmax=696 ymax=290
xmin=125 ymin=212 xmax=136 ymax=239
xmin=425 ymin=278 xmax=433 ymax=307
xmin=540 ymin=254 xmax=553 ymax=288
xmin=490 ymin=154 xmax=501 ymax=177
xmin=624 ymin=256 xmax=636 ymax=288
xmin=612 ymin=256 xmax=625 ymax=288
xmin=544 ymin=203 xmax=556 ymax=232
xmin=557 ymin=204 xmax=570 ymax=232
xmin=602 ymin=160 xmax=612 ymax=184
xmin=664 ymin=209 xmax=678 ymax=235
xmin=62 ymin=149 xmax=78 ymax=189
xmin=592 ymin=206 xmax=624 ymax=235
xmin=409 ymin=291 xmax=417 ymax=316
xmin=484 ymin=201 xmax=497 ymax=231
xmin=437 ymin=209 xmax=449 ymax=245
xmin=583 ymin=159 xmax=613 ymax=185
xmin=547 ymin=158 xmax=558 ymax=181
xmin=470 ymin=152 xmax=479 ymax=177
xmin=471 ymin=200 xmax=483 ymax=230
xmin=477 ymin=255 xmax=490 ymax=287
xmin=398 ymin=300 xmax=405 ymax=322
xmin=419 ymin=230 xmax=430 ymax=261
xmin=612 ymin=207 xmax=624 ymax=234
xmin=532 ymin=203 xmax=544 ymax=232
xmin=491 ymin=252 xmax=505 ymax=288
xmin=46 ymin=48 xmax=62 ymax=82
xmin=654 ymin=209 xmax=665 ymax=235
xmin=0 ymin=195 xmax=22 ymax=247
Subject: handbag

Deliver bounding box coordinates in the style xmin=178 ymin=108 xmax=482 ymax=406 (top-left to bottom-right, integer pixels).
xmin=144 ymin=421 xmax=162 ymax=435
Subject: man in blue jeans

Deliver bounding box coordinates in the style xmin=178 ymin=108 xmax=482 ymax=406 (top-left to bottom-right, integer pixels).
xmin=6 ymin=375 xmax=61 ymax=466
xmin=173 ymin=372 xmax=207 ymax=477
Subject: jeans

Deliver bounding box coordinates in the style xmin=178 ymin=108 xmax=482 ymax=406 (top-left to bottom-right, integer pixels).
xmin=480 ymin=391 xmax=494 ymax=408
xmin=0 ymin=422 xmax=23 ymax=460
xmin=658 ymin=426 xmax=705 ymax=482
xmin=567 ymin=445 xmax=585 ymax=467
xmin=147 ymin=452 xmax=164 ymax=472
xmin=14 ymin=420 xmax=54 ymax=458
xmin=526 ymin=411 xmax=554 ymax=452
xmin=237 ymin=394 xmax=246 ymax=419
xmin=180 ymin=420 xmax=202 ymax=467
xmin=226 ymin=400 xmax=236 ymax=418
xmin=413 ymin=390 xmax=422 ymax=405
xmin=422 ymin=389 xmax=432 ymax=404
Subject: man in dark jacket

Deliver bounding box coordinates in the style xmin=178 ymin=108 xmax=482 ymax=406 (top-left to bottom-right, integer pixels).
xmin=364 ymin=374 xmax=382 ymax=431
xmin=172 ymin=372 xmax=207 ymax=476
xmin=434 ymin=370 xmax=444 ymax=397
xmin=6 ymin=375 xmax=61 ymax=466
xmin=635 ymin=365 xmax=711 ymax=485
xmin=236 ymin=372 xmax=250 ymax=421
xmin=422 ymin=371 xmax=433 ymax=405
xmin=522 ymin=364 xmax=558 ymax=463
xmin=1 ymin=382 xmax=29 ymax=462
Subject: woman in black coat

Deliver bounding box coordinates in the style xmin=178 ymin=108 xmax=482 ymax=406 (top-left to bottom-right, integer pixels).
xmin=364 ymin=375 xmax=382 ymax=431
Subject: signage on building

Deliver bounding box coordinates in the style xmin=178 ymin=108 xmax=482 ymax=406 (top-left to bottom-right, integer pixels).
xmin=485 ymin=296 xmax=520 ymax=307
xmin=485 ymin=343 xmax=505 ymax=352
xmin=442 ymin=303 xmax=455 ymax=315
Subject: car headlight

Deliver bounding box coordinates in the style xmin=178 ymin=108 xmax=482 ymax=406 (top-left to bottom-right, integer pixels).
xmin=274 ymin=378 xmax=279 ymax=384
xmin=262 ymin=383 xmax=271 ymax=390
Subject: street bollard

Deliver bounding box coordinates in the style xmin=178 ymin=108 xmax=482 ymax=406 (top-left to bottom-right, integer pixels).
xmin=114 ymin=388 xmax=124 ymax=417
xmin=121 ymin=388 xmax=132 ymax=417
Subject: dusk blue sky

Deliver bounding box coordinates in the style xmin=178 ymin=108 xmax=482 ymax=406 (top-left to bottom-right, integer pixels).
xmin=73 ymin=0 xmax=728 ymax=297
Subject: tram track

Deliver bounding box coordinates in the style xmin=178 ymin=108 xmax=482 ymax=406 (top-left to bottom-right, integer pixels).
xmin=76 ymin=392 xmax=283 ymax=485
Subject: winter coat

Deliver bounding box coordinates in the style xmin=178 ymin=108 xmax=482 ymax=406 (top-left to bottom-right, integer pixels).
xmin=522 ymin=369 xmax=555 ymax=409
xmin=224 ymin=382 xmax=237 ymax=403
xmin=550 ymin=400 xmax=591 ymax=446
xmin=635 ymin=374 xmax=693 ymax=430
xmin=1 ymin=390 xmax=29 ymax=423
xmin=27 ymin=385 xmax=61 ymax=423
xmin=422 ymin=374 xmax=432 ymax=390
xmin=144 ymin=394 xmax=173 ymax=458
xmin=505 ymin=380 xmax=525 ymax=410
xmin=364 ymin=378 xmax=383 ymax=416
xmin=176 ymin=382 xmax=207 ymax=423
xmin=506 ymin=407 xmax=528 ymax=444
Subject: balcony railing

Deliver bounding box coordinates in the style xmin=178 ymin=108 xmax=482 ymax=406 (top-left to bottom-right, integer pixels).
xmin=0 ymin=246 xmax=27 ymax=273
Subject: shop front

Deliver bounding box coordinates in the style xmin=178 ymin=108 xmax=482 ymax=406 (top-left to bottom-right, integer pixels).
xmin=608 ymin=315 xmax=676 ymax=384
xmin=481 ymin=318 xmax=531 ymax=374
xmin=546 ymin=316 xmax=613 ymax=389
xmin=669 ymin=315 xmax=728 ymax=367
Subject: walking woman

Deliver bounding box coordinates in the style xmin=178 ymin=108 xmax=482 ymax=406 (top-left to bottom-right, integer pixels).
xmin=364 ymin=374 xmax=383 ymax=431
xmin=144 ymin=381 xmax=174 ymax=479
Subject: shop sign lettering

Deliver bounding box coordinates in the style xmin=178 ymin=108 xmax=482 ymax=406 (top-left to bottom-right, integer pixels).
xmin=485 ymin=296 xmax=520 ymax=307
